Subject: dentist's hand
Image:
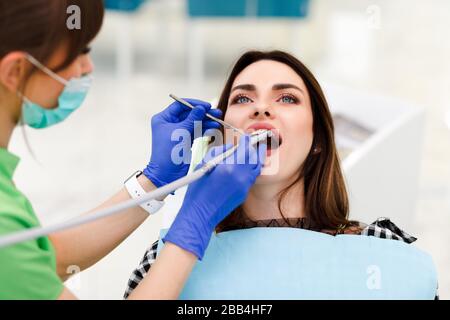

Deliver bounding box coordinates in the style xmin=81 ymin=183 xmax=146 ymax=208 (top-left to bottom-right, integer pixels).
xmin=143 ymin=99 xmax=222 ymax=188
xmin=163 ymin=135 xmax=267 ymax=260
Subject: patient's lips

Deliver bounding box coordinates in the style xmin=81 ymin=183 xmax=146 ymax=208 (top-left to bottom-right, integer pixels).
xmin=246 ymin=122 xmax=282 ymax=156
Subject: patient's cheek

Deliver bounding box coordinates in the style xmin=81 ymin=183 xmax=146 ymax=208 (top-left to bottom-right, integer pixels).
xmin=223 ymin=114 xmax=244 ymax=144
xmin=223 ymin=130 xmax=240 ymax=146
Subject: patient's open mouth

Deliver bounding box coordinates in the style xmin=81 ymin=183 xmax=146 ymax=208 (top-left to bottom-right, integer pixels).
xmin=254 ymin=131 xmax=282 ymax=152
xmin=246 ymin=123 xmax=283 ymax=155
xmin=264 ymin=132 xmax=282 ymax=150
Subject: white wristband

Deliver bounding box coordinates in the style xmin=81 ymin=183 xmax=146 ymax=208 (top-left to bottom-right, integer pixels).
xmin=124 ymin=171 xmax=164 ymax=215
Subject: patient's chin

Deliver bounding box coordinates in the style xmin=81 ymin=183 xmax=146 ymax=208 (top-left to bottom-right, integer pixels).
xmin=255 ymin=174 xmax=277 ymax=185
xmin=255 ymin=173 xmax=288 ymax=187
xmin=255 ymin=160 xmax=282 ymax=184
xmin=260 ymin=150 xmax=281 ymax=175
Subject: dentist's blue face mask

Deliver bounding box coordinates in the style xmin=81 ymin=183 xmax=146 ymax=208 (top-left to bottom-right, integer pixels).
xmin=19 ymin=54 xmax=92 ymax=129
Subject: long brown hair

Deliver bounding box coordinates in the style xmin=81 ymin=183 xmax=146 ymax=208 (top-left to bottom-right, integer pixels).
xmin=0 ymin=0 xmax=104 ymax=73
xmin=215 ymin=50 xmax=351 ymax=233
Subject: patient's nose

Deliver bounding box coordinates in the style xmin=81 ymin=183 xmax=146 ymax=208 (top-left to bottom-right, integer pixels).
xmin=251 ymin=105 xmax=275 ymax=120
xmin=254 ymin=110 xmax=271 ymax=117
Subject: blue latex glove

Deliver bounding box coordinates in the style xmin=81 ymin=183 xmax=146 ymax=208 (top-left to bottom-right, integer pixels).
xmin=143 ymin=98 xmax=223 ymax=188
xmin=163 ymin=135 xmax=267 ymax=260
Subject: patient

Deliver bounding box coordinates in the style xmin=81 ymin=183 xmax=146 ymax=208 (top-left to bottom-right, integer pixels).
xmin=124 ymin=50 xmax=430 ymax=298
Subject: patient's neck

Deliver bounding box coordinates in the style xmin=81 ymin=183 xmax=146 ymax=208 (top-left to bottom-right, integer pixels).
xmin=243 ymin=176 xmax=305 ymax=221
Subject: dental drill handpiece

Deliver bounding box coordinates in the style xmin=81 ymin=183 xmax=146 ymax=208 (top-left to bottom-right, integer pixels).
xmin=200 ymin=129 xmax=274 ymax=174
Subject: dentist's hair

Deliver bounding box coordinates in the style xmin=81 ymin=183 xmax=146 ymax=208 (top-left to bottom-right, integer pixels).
xmin=0 ymin=0 xmax=104 ymax=74
xmin=215 ymin=50 xmax=351 ymax=232
xmin=0 ymin=0 xmax=104 ymax=157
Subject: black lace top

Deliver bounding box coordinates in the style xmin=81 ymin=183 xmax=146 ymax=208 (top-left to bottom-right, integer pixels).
xmin=219 ymin=216 xmax=365 ymax=236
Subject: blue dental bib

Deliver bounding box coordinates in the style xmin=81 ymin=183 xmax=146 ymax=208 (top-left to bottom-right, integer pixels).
xmin=158 ymin=228 xmax=437 ymax=299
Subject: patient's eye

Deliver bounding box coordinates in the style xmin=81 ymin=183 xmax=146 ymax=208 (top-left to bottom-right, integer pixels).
xmin=278 ymin=94 xmax=299 ymax=104
xmin=231 ymin=94 xmax=252 ymax=105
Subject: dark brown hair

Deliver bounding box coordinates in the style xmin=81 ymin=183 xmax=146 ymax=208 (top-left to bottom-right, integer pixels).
xmin=0 ymin=0 xmax=104 ymax=73
xmin=215 ymin=50 xmax=351 ymax=233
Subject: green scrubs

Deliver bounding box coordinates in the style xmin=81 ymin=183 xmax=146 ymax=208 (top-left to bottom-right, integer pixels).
xmin=0 ymin=148 xmax=63 ymax=299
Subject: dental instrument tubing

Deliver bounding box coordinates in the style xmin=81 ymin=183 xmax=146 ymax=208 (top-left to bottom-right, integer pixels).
xmin=0 ymin=130 xmax=272 ymax=249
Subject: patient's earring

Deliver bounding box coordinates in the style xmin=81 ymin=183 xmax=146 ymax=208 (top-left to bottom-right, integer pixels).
xmin=313 ymin=146 xmax=321 ymax=154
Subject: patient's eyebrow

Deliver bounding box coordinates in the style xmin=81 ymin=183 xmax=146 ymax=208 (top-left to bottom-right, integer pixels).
xmin=272 ymin=83 xmax=304 ymax=93
xmin=231 ymin=84 xmax=256 ymax=93
xmin=231 ymin=83 xmax=304 ymax=94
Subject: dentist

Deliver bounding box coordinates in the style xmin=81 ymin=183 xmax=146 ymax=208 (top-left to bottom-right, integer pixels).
xmin=0 ymin=0 xmax=265 ymax=299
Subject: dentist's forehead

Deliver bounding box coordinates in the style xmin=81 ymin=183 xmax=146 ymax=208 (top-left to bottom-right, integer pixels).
xmin=232 ymin=59 xmax=307 ymax=92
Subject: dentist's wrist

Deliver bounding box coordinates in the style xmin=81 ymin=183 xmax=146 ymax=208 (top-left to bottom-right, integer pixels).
xmin=124 ymin=171 xmax=167 ymax=213
xmin=143 ymin=162 xmax=178 ymax=196
xmin=137 ymin=174 xmax=167 ymax=201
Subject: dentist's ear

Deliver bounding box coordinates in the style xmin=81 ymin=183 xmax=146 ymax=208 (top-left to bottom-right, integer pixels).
xmin=0 ymin=52 xmax=28 ymax=93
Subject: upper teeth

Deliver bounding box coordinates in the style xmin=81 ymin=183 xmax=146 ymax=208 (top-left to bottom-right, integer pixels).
xmin=251 ymin=129 xmax=273 ymax=138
